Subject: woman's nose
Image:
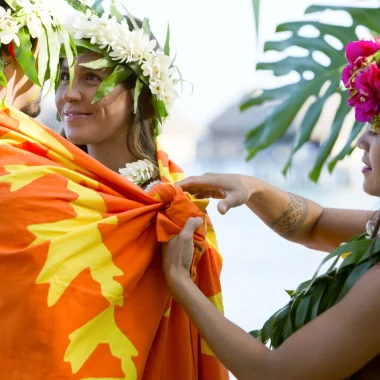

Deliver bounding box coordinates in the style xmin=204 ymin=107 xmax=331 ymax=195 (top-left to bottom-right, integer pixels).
xmin=357 ymin=131 xmax=369 ymax=152
xmin=62 ymin=84 xmax=82 ymax=103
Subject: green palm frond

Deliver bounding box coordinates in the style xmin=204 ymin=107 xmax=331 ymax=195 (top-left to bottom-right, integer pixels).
xmin=251 ymin=233 xmax=378 ymax=370
xmin=242 ymin=5 xmax=380 ymax=182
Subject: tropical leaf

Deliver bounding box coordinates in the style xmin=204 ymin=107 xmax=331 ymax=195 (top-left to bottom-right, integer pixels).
xmin=37 ymin=28 xmax=49 ymax=87
xmin=110 ymin=0 xmax=124 ymax=22
xmin=92 ymin=64 xmax=133 ymax=104
xmin=142 ymin=18 xmax=151 ymax=37
xmin=92 ymin=0 xmax=104 ymax=14
xmin=252 ymin=0 xmax=260 ymax=42
xmin=251 ymin=233 xmax=378 ymax=372
xmin=13 ymin=27 xmax=40 ymax=86
xmin=242 ymin=5 xmax=380 ymax=182
xmin=164 ymin=24 xmax=171 ymax=56
xmin=61 ymin=29 xmax=77 ymax=91
xmin=66 ymin=0 xmax=94 ymax=15
xmin=4 ymin=0 xmax=17 ymax=10
xmin=134 ymin=78 xmax=143 ymax=113
xmin=73 ymin=39 xmax=107 ymax=56
xmin=0 ymin=61 xmax=7 ymax=88
xmin=120 ymin=2 xmax=139 ymax=30
xmin=45 ymin=28 xmax=61 ymax=95
xmin=80 ymin=57 xmax=115 ymax=69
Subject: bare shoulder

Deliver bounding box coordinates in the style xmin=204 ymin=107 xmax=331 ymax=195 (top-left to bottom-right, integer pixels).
xmin=340 ymin=263 xmax=380 ymax=342
xmin=351 ymin=263 xmax=380 ymax=294
xmin=267 ymin=264 xmax=380 ymax=379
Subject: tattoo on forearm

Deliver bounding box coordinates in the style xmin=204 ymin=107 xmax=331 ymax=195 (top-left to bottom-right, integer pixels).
xmin=269 ymin=194 xmax=309 ymax=238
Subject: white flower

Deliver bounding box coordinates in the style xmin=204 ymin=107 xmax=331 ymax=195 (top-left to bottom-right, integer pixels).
xmin=119 ymin=159 xmax=158 ymax=187
xmin=16 ymin=0 xmax=33 ymax=12
xmin=141 ymin=61 xmax=152 ymax=77
xmin=0 ymin=7 xmax=20 ymax=46
xmin=149 ymin=79 xmax=163 ymax=95
xmin=15 ymin=0 xmax=71 ymax=36
xmin=26 ymin=12 xmax=42 ymax=38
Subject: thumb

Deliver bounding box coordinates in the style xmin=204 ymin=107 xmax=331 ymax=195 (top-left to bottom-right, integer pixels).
xmin=181 ymin=217 xmax=203 ymax=237
xmin=217 ymin=192 xmax=241 ymax=215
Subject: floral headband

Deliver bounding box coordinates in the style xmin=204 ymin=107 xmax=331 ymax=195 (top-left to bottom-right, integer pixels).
xmin=342 ymin=38 xmax=380 ymax=128
xmin=0 ymin=0 xmax=77 ymax=96
xmin=64 ymin=0 xmax=181 ymax=135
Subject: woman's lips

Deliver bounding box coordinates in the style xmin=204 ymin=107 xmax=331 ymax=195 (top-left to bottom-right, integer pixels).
xmin=362 ymin=165 xmax=372 ymax=173
xmin=64 ymin=113 xmax=92 ymax=122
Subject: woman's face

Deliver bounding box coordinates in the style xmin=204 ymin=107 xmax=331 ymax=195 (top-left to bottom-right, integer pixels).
xmin=56 ymin=51 xmax=134 ymax=146
xmin=357 ymin=125 xmax=380 ymax=196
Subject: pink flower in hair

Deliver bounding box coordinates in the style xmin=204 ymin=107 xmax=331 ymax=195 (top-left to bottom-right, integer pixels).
xmin=342 ymin=38 xmax=380 ymax=124
xmin=346 ymin=40 xmax=380 ymax=64
xmin=347 ymin=63 xmax=380 ymax=122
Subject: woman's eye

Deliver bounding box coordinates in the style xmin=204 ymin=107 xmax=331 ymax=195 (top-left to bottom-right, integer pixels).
xmin=368 ymin=129 xmax=378 ymax=136
xmin=60 ymin=72 xmax=69 ymax=81
xmin=87 ymin=73 xmax=100 ymax=81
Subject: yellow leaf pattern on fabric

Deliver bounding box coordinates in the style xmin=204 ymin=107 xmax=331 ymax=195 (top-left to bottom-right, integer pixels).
xmin=8 ymin=108 xmax=93 ymax=175
xmin=157 ymin=158 xmax=185 ymax=183
xmin=22 ymin=173 xmax=139 ymax=378
xmin=14 ymin=109 xmax=74 ymax=161
xmin=30 ymin=181 xmax=123 ymax=306
xmin=0 ymin=165 xmax=47 ymax=191
xmin=65 ymin=305 xmax=138 ymax=380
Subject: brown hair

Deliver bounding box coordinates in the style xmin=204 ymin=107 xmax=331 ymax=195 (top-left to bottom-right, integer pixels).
xmin=60 ymin=15 xmax=159 ymax=171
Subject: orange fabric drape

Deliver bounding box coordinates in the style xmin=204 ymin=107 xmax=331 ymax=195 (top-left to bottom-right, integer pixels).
xmin=0 ymin=107 xmax=229 ymax=380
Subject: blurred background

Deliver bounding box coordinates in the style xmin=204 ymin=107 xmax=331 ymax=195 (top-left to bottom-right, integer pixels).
xmin=38 ymin=0 xmax=380 ymax=372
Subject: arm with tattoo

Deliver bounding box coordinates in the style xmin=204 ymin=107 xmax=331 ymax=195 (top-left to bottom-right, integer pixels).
xmin=245 ymin=180 xmax=370 ymax=251
xmin=269 ymin=194 xmax=310 ymax=238
xmin=177 ymin=173 xmax=372 ymax=252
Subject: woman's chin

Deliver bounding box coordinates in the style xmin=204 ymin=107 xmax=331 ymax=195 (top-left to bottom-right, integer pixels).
xmin=363 ymin=180 xmax=380 ymax=197
xmin=66 ymin=135 xmax=89 ymax=146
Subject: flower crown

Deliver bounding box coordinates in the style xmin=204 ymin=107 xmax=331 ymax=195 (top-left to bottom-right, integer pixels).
xmin=342 ymin=38 xmax=380 ymax=127
xmin=64 ymin=0 xmax=181 ymax=134
xmin=0 ymin=0 xmax=76 ymax=96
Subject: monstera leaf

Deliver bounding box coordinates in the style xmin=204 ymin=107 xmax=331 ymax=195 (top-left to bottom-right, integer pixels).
xmin=252 ymin=0 xmax=260 ymax=42
xmin=242 ymin=5 xmax=380 ymax=182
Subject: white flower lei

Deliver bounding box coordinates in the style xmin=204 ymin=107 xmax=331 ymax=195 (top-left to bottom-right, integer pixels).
xmin=119 ymin=159 xmax=159 ymax=188
xmin=0 ymin=0 xmax=72 ymax=45
xmin=65 ymin=8 xmax=179 ymax=111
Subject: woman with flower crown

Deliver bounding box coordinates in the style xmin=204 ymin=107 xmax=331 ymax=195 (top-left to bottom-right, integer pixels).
xmin=57 ymin=17 xmax=162 ymax=188
xmin=0 ymin=1 xmax=228 ymax=379
xmin=160 ymin=37 xmax=380 ymax=380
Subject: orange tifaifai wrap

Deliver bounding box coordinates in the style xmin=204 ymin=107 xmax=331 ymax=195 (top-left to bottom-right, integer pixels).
xmin=0 ymin=107 xmax=229 ymax=380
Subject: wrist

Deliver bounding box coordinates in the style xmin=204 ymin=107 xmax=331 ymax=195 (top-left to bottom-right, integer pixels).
xmin=245 ymin=176 xmax=266 ymax=204
xmin=166 ymin=272 xmax=193 ymax=296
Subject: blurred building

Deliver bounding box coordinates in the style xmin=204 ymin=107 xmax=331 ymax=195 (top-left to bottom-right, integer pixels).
xmin=196 ymin=94 xmax=352 ymax=187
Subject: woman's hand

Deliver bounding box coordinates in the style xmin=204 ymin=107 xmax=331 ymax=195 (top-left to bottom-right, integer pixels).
xmin=176 ymin=173 xmax=259 ymax=215
xmin=162 ymin=217 xmax=203 ymax=291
